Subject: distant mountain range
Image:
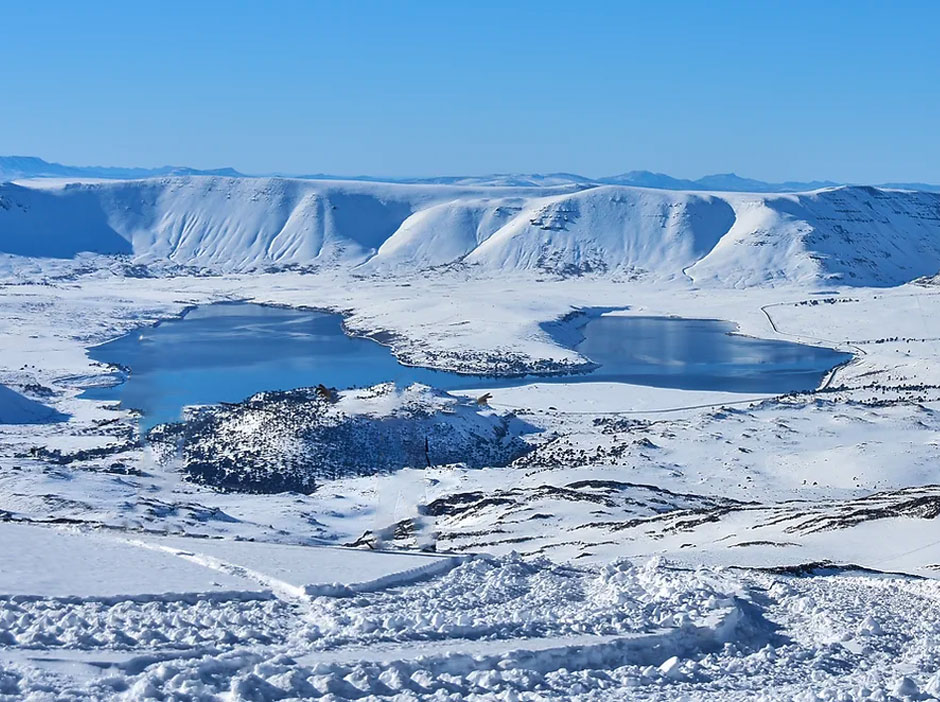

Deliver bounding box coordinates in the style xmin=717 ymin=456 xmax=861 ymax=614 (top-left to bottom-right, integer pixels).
xmin=0 ymin=156 xmax=243 ymax=181
xmin=2 ymin=155 xmax=938 ymax=193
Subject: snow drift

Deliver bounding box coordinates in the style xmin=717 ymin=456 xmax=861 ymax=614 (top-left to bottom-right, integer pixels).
xmin=2 ymin=176 xmax=940 ymax=285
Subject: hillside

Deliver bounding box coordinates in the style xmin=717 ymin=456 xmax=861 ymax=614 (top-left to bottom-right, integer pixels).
xmin=148 ymin=382 xmax=536 ymax=493
xmin=460 ymin=187 xmax=736 ymax=276
xmin=0 ymin=384 xmax=66 ymax=424
xmin=1 ymin=176 xmax=939 ymax=285
xmin=687 ymin=187 xmax=940 ymax=286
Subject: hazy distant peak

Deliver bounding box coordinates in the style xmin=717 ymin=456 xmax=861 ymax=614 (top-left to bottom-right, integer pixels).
xmin=0 ymin=155 xmax=245 ymax=182
xmin=1 ymin=155 xmax=937 ymax=193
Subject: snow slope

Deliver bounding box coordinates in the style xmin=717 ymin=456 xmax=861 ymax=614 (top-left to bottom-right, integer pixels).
xmin=0 ymin=523 xmax=455 ymax=600
xmin=689 ymin=186 xmax=940 ymax=286
xmin=365 ymin=187 xmax=736 ymax=275
xmin=0 ymin=384 xmax=65 ymax=424
xmin=3 ymin=177 xmax=940 ymax=284
xmin=459 ymin=186 xmax=736 ymax=276
xmin=364 ymin=196 xmax=530 ymax=271
xmin=1 ymin=178 xmax=425 ymax=270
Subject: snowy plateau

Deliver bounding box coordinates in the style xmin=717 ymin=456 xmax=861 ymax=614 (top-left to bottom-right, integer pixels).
xmin=1 ymin=171 xmax=940 ymax=701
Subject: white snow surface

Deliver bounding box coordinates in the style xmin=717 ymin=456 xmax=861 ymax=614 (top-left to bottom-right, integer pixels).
xmin=3 ymin=176 xmax=940 ymax=698
xmin=2 ymin=176 xmax=939 ymax=285
xmin=0 ymin=524 xmax=457 ymax=600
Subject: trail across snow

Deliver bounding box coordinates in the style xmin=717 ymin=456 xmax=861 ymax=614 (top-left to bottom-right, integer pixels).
xmin=2 ymin=550 xmax=940 ymax=700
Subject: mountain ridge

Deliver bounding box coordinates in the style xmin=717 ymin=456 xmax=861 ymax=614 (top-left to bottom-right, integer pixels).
xmin=4 ymin=155 xmax=938 ymax=193
xmin=0 ymin=155 xmax=244 ymax=181
xmin=2 ymin=176 xmax=939 ymax=287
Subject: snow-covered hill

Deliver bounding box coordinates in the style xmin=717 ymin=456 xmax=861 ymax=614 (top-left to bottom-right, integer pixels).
xmin=687 ymin=187 xmax=940 ymax=286
xmin=363 ymin=186 xmax=736 ymax=277
xmin=149 ymin=382 xmax=537 ymax=493
xmin=0 ymin=383 xmax=66 ymax=424
xmin=0 ymin=177 xmax=426 ymax=267
xmin=1 ymin=176 xmax=939 ymax=284
xmin=459 ymin=187 xmax=736 ymax=277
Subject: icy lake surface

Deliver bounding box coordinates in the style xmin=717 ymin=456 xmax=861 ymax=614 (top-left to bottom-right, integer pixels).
xmin=83 ymin=303 xmax=851 ymax=426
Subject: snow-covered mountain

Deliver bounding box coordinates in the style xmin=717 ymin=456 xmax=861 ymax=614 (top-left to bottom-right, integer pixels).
xmin=423 ymin=188 xmax=737 ymax=277
xmin=1 ymin=176 xmax=939 ymax=285
xmin=7 ymin=155 xmax=939 ymax=192
xmin=596 ymin=170 xmax=839 ymax=192
xmin=0 ymin=155 xmax=243 ymax=181
xmin=296 ymin=172 xmax=599 ymax=188
xmin=687 ymin=186 xmax=940 ymax=287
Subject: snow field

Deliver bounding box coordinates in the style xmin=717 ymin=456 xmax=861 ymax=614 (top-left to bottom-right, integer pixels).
xmin=0 ymin=598 xmax=289 ymax=652
xmin=0 ymin=555 xmax=776 ymax=700
xmin=3 ymin=555 xmax=939 ymax=700
xmin=2 ymin=179 xmax=940 ymax=699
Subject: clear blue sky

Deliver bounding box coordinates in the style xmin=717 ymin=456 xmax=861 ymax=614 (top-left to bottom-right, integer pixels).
xmin=2 ymin=1 xmax=938 ymax=182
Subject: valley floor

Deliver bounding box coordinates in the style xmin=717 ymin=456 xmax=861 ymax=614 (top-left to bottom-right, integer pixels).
xmin=2 ymin=256 xmax=940 ymax=700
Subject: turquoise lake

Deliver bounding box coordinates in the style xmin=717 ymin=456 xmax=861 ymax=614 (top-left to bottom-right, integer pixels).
xmin=83 ymin=303 xmax=851 ymax=427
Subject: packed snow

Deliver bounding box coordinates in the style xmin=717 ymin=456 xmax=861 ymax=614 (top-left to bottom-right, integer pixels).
xmin=2 ymin=174 xmax=940 ymax=699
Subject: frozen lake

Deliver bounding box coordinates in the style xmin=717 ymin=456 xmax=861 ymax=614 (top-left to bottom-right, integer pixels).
xmin=83 ymin=303 xmax=851 ymax=426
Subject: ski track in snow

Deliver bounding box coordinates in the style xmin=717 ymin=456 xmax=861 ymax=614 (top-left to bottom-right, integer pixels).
xmin=3 ymin=555 xmax=940 ymax=700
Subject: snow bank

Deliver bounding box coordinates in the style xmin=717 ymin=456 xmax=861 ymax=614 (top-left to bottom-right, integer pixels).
xmin=0 ymin=523 xmax=459 ymax=604
xmin=0 ymin=524 xmax=266 ymax=599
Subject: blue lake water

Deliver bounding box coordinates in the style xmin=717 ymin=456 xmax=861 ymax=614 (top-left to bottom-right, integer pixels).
xmin=83 ymin=303 xmax=851 ymax=427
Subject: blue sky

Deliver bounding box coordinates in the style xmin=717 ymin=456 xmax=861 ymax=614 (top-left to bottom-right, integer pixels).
xmin=2 ymin=1 xmax=938 ymax=182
